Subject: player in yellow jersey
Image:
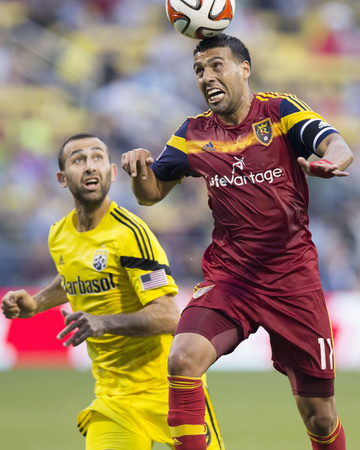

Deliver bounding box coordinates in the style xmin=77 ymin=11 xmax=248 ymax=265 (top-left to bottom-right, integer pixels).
xmin=1 ymin=133 xmax=224 ymax=450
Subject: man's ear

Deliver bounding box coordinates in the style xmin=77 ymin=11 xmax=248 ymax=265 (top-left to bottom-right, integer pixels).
xmin=56 ymin=171 xmax=68 ymax=188
xmin=241 ymin=60 xmax=251 ymax=80
xmin=111 ymin=163 xmax=117 ymax=183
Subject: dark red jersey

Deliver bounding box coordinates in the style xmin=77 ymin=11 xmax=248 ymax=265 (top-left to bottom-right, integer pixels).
xmin=151 ymin=92 xmax=339 ymax=295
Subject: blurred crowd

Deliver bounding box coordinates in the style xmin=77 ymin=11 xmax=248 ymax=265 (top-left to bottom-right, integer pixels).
xmin=0 ymin=0 xmax=359 ymax=290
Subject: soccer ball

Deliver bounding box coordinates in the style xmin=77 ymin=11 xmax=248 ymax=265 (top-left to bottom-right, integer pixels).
xmin=166 ymin=0 xmax=235 ymax=40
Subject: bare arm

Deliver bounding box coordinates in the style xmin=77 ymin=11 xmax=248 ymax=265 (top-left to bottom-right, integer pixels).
xmin=1 ymin=274 xmax=68 ymax=319
xmin=57 ymin=294 xmax=180 ymax=347
xmin=297 ymin=133 xmax=353 ymax=178
xmin=121 ymin=148 xmax=178 ymax=205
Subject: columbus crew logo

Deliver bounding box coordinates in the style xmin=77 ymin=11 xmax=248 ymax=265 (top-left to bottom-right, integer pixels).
xmin=92 ymin=249 xmax=108 ymax=272
xmin=252 ymin=118 xmax=273 ymax=146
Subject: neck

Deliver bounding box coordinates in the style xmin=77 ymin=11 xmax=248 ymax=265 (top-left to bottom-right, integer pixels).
xmin=74 ymin=197 xmax=111 ymax=232
xmin=218 ymin=91 xmax=254 ymax=126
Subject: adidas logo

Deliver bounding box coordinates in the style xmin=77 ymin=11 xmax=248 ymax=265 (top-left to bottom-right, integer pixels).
xmin=58 ymin=255 xmax=64 ymax=265
xmin=202 ymin=141 xmax=216 ymax=151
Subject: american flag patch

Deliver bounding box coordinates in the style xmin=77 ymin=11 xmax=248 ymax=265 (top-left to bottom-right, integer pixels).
xmin=140 ymin=269 xmax=168 ymax=291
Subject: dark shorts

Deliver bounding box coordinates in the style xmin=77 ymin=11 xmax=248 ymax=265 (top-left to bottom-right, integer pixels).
xmin=175 ymin=282 xmax=335 ymax=397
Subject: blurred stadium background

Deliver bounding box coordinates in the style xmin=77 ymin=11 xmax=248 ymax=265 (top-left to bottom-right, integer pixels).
xmin=0 ymin=0 xmax=359 ymax=449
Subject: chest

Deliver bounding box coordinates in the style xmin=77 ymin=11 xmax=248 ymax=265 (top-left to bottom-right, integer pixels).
xmin=187 ymin=131 xmax=293 ymax=187
xmin=186 ymin=109 xmax=294 ymax=177
xmin=52 ymin=233 xmax=119 ymax=276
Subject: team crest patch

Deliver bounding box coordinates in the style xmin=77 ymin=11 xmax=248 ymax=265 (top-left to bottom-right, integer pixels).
xmin=252 ymin=118 xmax=273 ymax=146
xmin=92 ymin=249 xmax=108 ymax=272
xmin=193 ymin=284 xmax=215 ymax=299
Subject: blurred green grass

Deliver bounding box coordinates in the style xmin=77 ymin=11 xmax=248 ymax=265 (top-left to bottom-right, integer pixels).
xmin=0 ymin=370 xmax=358 ymax=449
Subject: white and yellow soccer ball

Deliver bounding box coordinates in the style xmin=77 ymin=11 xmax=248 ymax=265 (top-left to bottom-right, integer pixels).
xmin=166 ymin=0 xmax=235 ymax=39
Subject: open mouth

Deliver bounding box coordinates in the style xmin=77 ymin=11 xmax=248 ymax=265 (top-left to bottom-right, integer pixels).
xmin=84 ymin=177 xmax=99 ymax=190
xmin=207 ymin=88 xmax=225 ymax=103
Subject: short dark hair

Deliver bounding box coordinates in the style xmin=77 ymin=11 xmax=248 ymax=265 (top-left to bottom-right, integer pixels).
xmin=58 ymin=132 xmax=107 ymax=170
xmin=193 ymin=34 xmax=251 ymax=68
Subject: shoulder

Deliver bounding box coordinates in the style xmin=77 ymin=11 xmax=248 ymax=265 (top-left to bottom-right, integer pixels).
xmin=173 ymin=110 xmax=214 ymax=138
xmin=49 ymin=211 xmax=73 ymax=238
xmin=110 ymin=205 xmax=170 ymax=265
xmin=255 ymin=92 xmax=312 ymax=115
xmin=109 ymin=203 xmax=146 ymax=225
xmin=109 ymin=204 xmax=145 ymax=229
xmin=108 ymin=204 xmax=154 ymax=242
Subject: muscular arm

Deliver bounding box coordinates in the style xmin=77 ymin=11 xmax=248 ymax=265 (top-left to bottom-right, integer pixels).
xmin=297 ymin=133 xmax=353 ymax=178
xmin=1 ymin=274 xmax=68 ymax=319
xmin=57 ymin=294 xmax=180 ymax=347
xmin=122 ymin=148 xmax=178 ymax=205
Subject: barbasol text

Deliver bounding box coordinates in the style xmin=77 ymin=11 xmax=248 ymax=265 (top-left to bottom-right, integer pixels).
xmin=61 ymin=274 xmax=116 ymax=296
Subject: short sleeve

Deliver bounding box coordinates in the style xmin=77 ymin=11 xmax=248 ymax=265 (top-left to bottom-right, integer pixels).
xmin=117 ymin=209 xmax=178 ymax=305
xmin=279 ymin=95 xmax=339 ymax=158
xmin=151 ymin=120 xmax=191 ymax=181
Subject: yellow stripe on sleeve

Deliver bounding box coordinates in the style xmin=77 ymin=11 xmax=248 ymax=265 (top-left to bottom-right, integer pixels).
xmin=169 ymin=424 xmax=206 ymax=437
xmin=167 ymin=134 xmax=187 ymax=153
xmin=288 ymin=94 xmax=312 ymax=111
xmin=281 ymin=111 xmax=325 ymax=134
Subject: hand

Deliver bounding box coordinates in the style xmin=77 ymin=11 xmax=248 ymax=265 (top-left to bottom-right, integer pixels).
xmin=121 ymin=148 xmax=154 ymax=179
xmin=297 ymin=157 xmax=349 ymax=178
xmin=57 ymin=309 xmax=105 ymax=347
xmin=1 ymin=290 xmax=38 ymax=319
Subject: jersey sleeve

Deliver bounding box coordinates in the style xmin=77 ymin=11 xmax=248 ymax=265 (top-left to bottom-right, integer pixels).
xmin=47 ymin=214 xmax=70 ymax=272
xmin=116 ymin=208 xmax=178 ymax=305
xmin=279 ymin=95 xmax=339 ymax=158
xmin=151 ymin=119 xmax=191 ymax=181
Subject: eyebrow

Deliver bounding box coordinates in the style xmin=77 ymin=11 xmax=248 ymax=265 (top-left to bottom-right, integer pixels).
xmin=69 ymin=146 xmax=105 ymax=158
xmin=193 ymin=56 xmax=225 ymax=70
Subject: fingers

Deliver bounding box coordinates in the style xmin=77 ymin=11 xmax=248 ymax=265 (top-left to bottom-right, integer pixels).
xmin=68 ymin=327 xmax=92 ymax=347
xmin=60 ymin=308 xmax=69 ymax=318
xmin=121 ymin=148 xmax=154 ymax=179
xmin=57 ymin=310 xmax=83 ymax=345
xmin=309 ymin=160 xmax=349 ymax=178
xmin=296 ymin=157 xmax=307 ymax=166
xmin=329 ymin=168 xmax=349 ymax=177
xmin=57 ymin=321 xmax=90 ymax=347
xmin=1 ymin=291 xmax=22 ymax=319
xmin=57 ymin=323 xmax=77 ymax=347
xmin=297 ymin=157 xmax=349 ymax=178
xmin=309 ymin=160 xmax=337 ymax=178
xmin=57 ymin=310 xmax=103 ymax=347
xmin=296 ymin=157 xmax=308 ymax=172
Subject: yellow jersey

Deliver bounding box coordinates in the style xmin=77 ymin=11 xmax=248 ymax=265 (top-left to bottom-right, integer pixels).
xmin=48 ymin=201 xmax=178 ymax=395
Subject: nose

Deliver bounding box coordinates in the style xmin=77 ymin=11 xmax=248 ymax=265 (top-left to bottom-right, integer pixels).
xmin=202 ymin=67 xmax=215 ymax=84
xmin=84 ymin=157 xmax=96 ymax=172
